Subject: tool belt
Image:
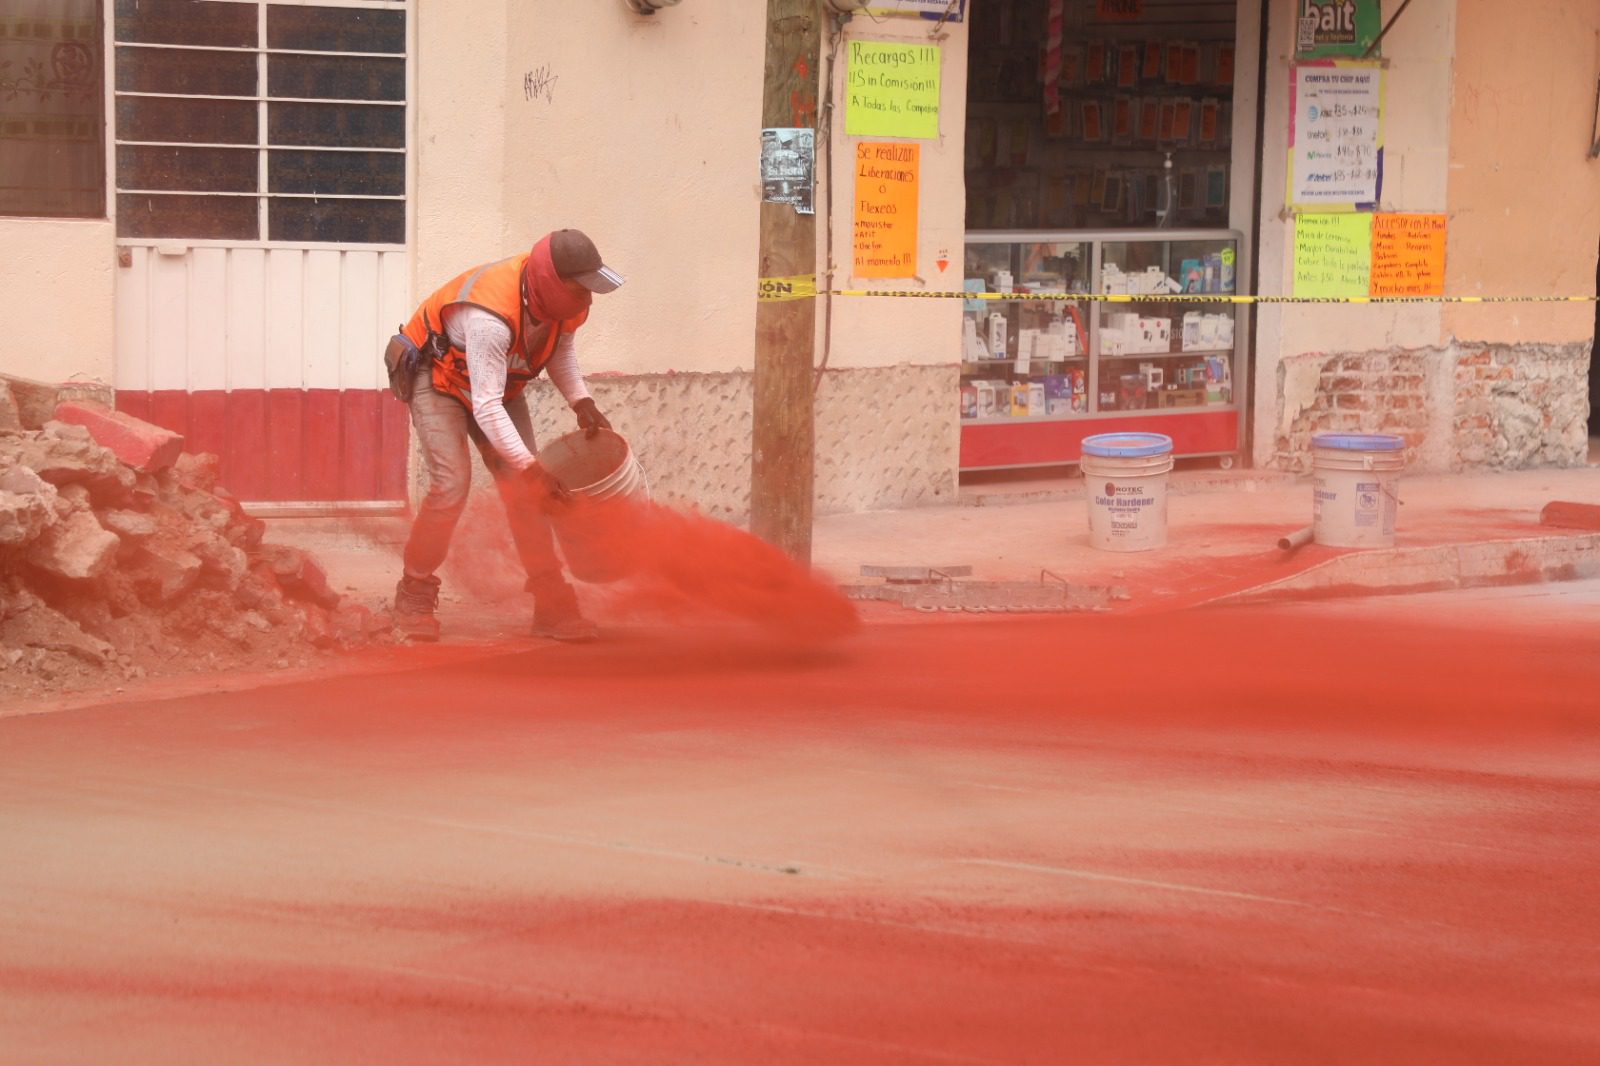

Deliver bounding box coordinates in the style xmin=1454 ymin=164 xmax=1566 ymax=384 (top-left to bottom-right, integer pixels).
xmin=383 ymin=310 xmax=451 ymax=403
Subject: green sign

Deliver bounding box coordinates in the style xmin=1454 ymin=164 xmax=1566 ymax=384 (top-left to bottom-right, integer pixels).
xmin=1293 ymin=212 xmax=1372 ymax=298
xmin=845 ymin=41 xmax=941 ymax=140
xmin=1295 ymin=0 xmax=1382 ymax=59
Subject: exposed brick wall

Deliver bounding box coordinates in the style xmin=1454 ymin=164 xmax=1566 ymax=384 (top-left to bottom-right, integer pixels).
xmin=1452 ymin=343 xmax=1591 ymax=468
xmin=1276 ymin=350 xmax=1431 ymax=471
xmin=1272 ymin=341 xmax=1591 ymax=473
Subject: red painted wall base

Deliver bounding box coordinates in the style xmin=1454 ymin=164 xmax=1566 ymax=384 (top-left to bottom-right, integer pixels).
xmin=960 ymin=410 xmax=1239 ymax=470
xmin=116 ymin=389 xmax=409 ymax=504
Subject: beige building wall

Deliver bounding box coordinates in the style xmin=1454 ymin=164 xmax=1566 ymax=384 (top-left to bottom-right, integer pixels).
xmin=425 ymin=1 xmax=966 ymax=521
xmin=1442 ymin=0 xmax=1600 ymax=347
xmin=1252 ymin=0 xmax=1595 ymax=473
xmin=0 ymin=218 xmax=115 ymax=389
xmin=1252 ymin=0 xmax=1457 ymax=469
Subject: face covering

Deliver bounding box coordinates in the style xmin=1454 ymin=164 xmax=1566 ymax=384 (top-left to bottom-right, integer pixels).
xmin=522 ymin=234 xmax=592 ymax=324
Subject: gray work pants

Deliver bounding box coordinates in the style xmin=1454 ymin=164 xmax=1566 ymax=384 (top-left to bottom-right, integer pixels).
xmin=401 ymin=371 xmax=562 ymax=584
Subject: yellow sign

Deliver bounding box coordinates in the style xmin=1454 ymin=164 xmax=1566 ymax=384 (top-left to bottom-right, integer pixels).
xmin=1293 ymin=212 xmax=1372 ymax=298
xmin=853 ymin=142 xmax=919 ymax=279
xmin=1370 ymin=213 xmax=1447 ymax=297
xmin=845 ymin=41 xmax=940 ymax=140
xmin=756 ymin=274 xmax=817 ymax=302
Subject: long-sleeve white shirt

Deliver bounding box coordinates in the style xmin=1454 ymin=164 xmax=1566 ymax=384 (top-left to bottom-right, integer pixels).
xmin=444 ymin=305 xmax=592 ymax=470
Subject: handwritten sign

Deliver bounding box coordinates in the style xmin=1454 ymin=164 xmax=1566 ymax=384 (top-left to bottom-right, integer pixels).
xmin=1293 ymin=212 xmax=1372 ymax=298
xmin=853 ymin=141 xmax=919 ymax=279
xmin=1370 ymin=213 xmax=1446 ymax=296
xmin=845 ymin=41 xmax=940 ymax=140
xmin=1288 ymin=61 xmax=1383 ymax=209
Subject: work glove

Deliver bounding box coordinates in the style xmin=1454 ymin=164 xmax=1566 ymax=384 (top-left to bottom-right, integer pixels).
xmin=572 ymin=397 xmax=612 ymax=439
xmin=520 ymin=460 xmax=570 ymax=505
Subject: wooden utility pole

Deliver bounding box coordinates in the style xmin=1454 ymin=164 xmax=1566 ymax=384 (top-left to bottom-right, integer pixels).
xmin=750 ymin=0 xmax=822 ymax=565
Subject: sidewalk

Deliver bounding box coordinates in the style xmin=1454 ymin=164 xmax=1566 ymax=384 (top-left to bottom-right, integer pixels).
xmin=272 ymin=463 xmax=1600 ymax=629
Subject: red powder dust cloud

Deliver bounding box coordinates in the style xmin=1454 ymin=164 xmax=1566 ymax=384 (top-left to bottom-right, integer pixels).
xmin=514 ymin=494 xmax=861 ymax=641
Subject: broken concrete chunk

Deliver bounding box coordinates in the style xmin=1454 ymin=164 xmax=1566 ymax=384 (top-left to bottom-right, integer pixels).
xmin=23 ymin=509 xmax=121 ymax=581
xmin=173 ymin=452 xmax=220 ymax=493
xmin=53 ymin=400 xmax=185 ymax=473
xmin=0 ymin=463 xmax=55 ymax=498
xmin=129 ymin=542 xmax=204 ymax=605
xmin=0 ymin=601 xmax=114 ymax=666
xmin=0 ymin=380 xmax=20 ymax=433
xmin=100 ymin=509 xmax=159 ymax=541
xmin=260 ymin=545 xmax=341 ymax=609
xmin=187 ymin=530 xmax=249 ymax=592
xmin=0 ymin=487 xmax=58 ymax=548
xmin=10 ymin=432 xmax=122 ymax=487
xmin=42 ymin=419 xmax=93 ymax=442
xmin=52 ymin=483 xmax=93 ymax=517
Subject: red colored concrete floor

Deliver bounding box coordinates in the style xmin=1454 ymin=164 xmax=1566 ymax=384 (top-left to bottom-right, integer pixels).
xmin=2 ymin=593 xmax=1598 ymax=1065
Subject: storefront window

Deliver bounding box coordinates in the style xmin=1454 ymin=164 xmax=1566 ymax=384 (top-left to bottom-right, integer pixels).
xmin=0 ymin=0 xmax=107 ymax=219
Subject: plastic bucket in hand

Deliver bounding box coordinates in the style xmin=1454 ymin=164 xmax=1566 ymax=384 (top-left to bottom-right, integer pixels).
xmin=537 ymin=428 xmax=651 ymax=582
xmin=1080 ymin=432 xmax=1174 ymax=552
xmin=1311 ymin=433 xmax=1403 ymax=548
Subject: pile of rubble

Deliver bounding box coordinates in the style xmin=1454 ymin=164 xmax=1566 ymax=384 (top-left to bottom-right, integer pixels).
xmin=0 ymin=385 xmax=391 ymax=701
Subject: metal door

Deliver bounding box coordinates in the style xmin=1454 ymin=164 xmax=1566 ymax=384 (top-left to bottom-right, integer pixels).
xmin=111 ymin=0 xmax=411 ymax=509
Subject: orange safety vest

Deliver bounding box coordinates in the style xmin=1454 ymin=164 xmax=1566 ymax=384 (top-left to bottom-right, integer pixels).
xmin=402 ymin=255 xmax=588 ymax=408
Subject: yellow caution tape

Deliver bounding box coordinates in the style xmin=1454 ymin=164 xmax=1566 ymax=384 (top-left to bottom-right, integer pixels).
xmin=757 ymin=274 xmax=818 ymax=302
xmin=830 ymin=289 xmax=1599 ymax=305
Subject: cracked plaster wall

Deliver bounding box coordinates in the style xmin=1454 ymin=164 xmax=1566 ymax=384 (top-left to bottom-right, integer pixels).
xmin=1273 ymin=340 xmax=1590 ymax=473
xmin=424 ymin=364 xmax=958 ymax=527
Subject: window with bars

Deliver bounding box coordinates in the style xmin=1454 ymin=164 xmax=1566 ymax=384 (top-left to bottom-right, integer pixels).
xmin=113 ymin=0 xmax=406 ymax=244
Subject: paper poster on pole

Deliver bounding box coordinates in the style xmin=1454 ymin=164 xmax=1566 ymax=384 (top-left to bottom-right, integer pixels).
xmin=853 ymin=141 xmax=919 ymax=279
xmin=759 ymin=127 xmax=814 ymax=215
xmin=1370 ymin=213 xmax=1446 ymax=296
xmin=1293 ymin=212 xmax=1372 ymax=297
xmin=1287 ymin=60 xmax=1383 ymax=211
xmin=845 ymin=41 xmax=941 ymax=140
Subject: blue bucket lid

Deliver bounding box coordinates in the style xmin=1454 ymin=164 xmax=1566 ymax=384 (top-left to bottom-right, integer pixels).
xmin=1081 ymin=432 xmax=1174 ymax=458
xmin=1311 ymin=433 xmax=1405 ymax=452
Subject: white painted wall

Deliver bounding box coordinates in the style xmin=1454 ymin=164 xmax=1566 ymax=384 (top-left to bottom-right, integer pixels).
xmin=0 ymin=219 xmax=115 ymax=387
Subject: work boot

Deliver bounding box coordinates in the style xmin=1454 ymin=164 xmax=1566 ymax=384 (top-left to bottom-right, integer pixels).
xmin=392 ymin=573 xmax=442 ymax=642
xmin=528 ymin=576 xmax=598 ymax=643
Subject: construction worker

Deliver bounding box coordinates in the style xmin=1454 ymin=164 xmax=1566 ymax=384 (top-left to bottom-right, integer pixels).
xmin=385 ymin=229 xmax=623 ymax=642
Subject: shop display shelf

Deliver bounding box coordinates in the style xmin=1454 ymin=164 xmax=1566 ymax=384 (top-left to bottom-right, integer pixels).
xmin=959 ymin=227 xmax=1246 ymax=471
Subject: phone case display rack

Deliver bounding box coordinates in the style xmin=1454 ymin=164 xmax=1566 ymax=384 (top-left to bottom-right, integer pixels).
xmin=959 ymin=228 xmax=1246 ymax=472
xmin=966 ymin=0 xmax=1236 ymax=232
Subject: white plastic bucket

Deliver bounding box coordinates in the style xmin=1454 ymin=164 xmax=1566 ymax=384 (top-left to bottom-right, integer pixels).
xmin=538 ymin=428 xmax=650 ymax=503
xmin=1310 ymin=433 xmax=1404 ymax=548
xmin=1081 ymin=432 xmax=1174 ymax=552
xmin=537 ymin=429 xmax=651 ymax=582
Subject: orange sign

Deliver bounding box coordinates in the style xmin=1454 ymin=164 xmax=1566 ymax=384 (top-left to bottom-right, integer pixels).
xmin=1370 ymin=213 xmax=1446 ymax=296
xmin=853 ymin=142 xmax=919 ymax=279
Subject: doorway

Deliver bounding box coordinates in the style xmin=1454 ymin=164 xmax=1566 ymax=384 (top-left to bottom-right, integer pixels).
xmin=111 ymin=0 xmax=413 ymax=508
